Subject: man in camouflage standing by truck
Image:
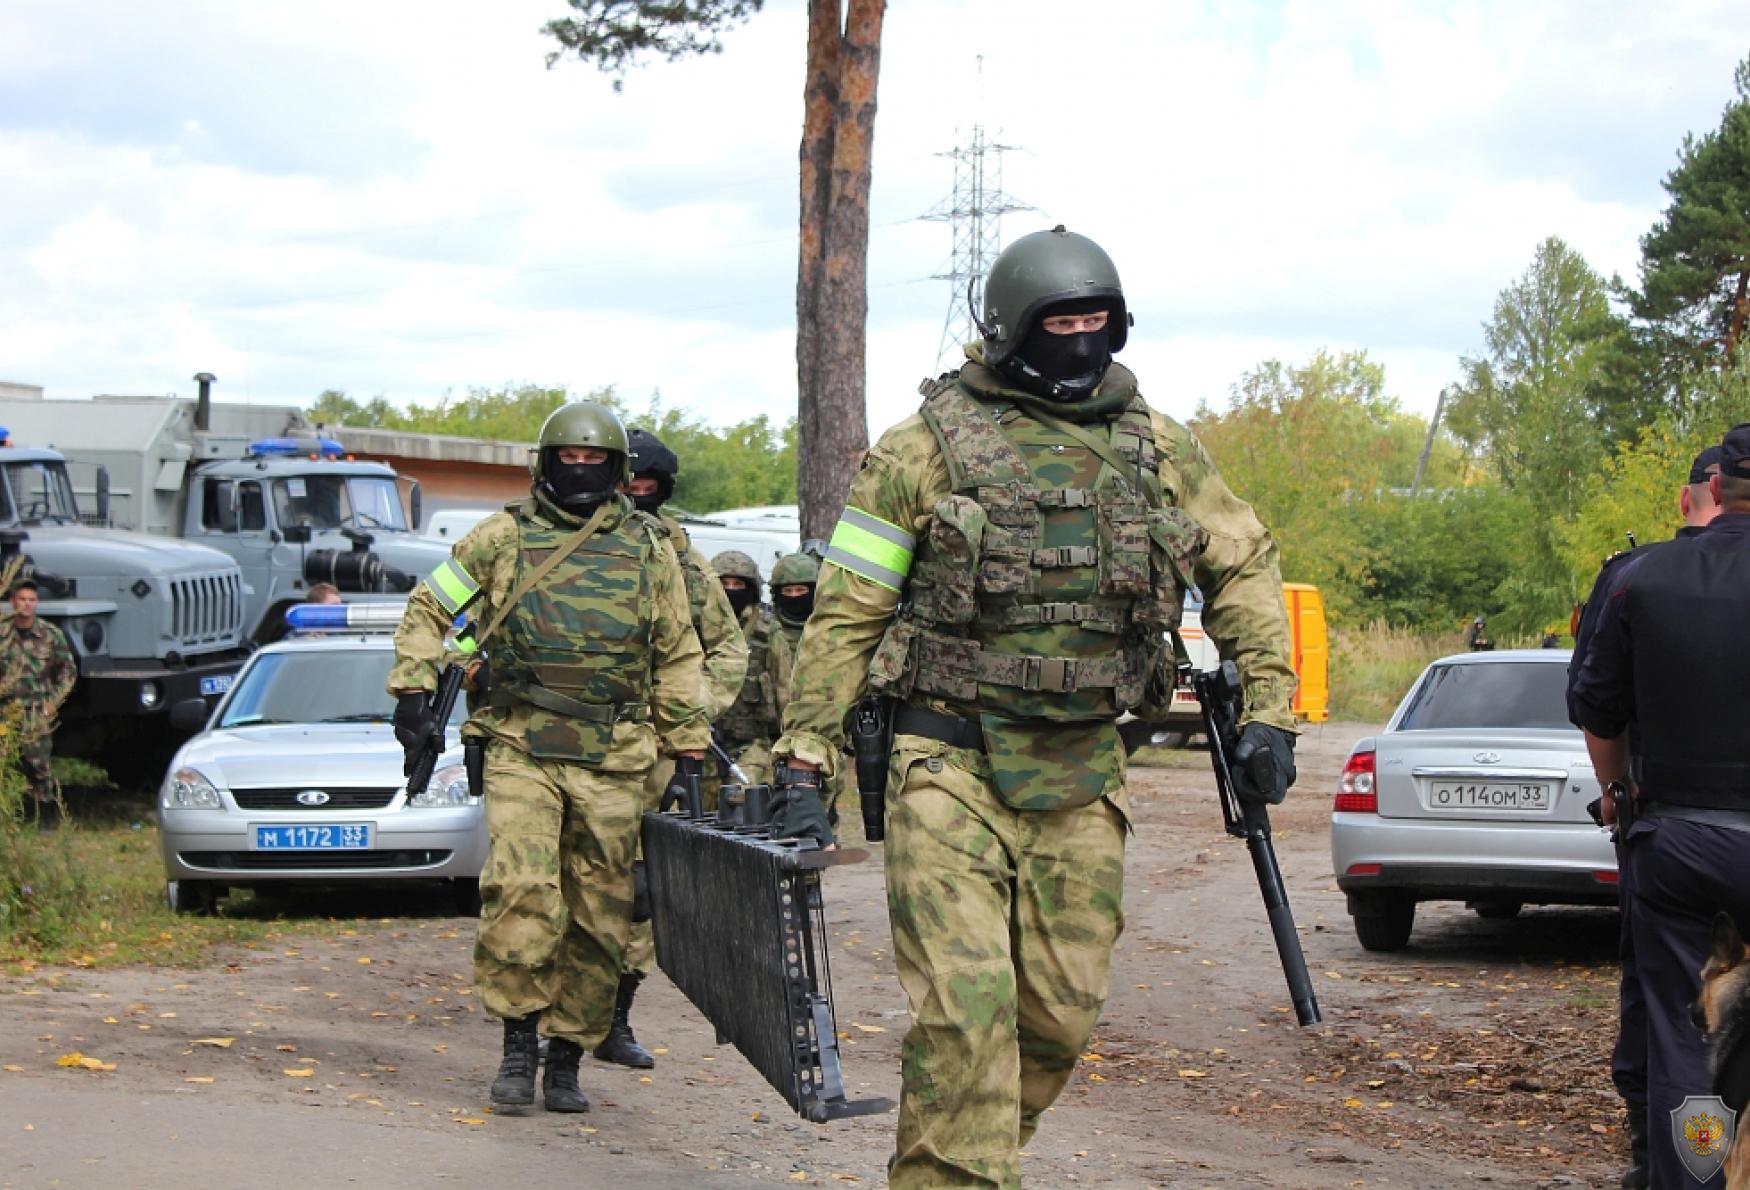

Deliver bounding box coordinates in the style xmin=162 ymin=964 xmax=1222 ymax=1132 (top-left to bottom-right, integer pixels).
xmin=2 ymin=577 xmax=76 ymax=814
xmin=599 ymin=427 xmax=749 ymax=1068
xmin=389 ymin=402 xmax=709 ymax=1114
xmin=710 ymin=549 xmax=793 ymax=785
xmin=772 ymin=226 xmax=1299 ymax=1186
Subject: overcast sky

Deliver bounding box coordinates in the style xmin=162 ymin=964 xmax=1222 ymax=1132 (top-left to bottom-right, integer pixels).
xmin=2 ymin=0 xmax=1746 ymax=439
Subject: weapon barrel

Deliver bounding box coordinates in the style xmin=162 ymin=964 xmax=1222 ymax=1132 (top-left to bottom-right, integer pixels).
xmin=1243 ymin=814 xmax=1322 ymax=1026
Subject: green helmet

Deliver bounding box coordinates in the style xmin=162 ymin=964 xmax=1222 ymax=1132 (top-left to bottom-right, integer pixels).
xmin=979 ymin=225 xmax=1129 ymax=368
xmin=711 ymin=550 xmax=763 ymax=587
xmin=771 ymin=552 xmax=820 ymax=588
xmin=528 ymin=401 xmax=629 ymax=484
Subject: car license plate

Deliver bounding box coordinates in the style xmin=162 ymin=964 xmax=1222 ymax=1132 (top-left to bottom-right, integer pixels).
xmin=251 ymin=824 xmax=373 ymax=850
xmin=1428 ymin=782 xmax=1550 ymax=811
xmin=200 ymin=674 xmax=234 ymax=697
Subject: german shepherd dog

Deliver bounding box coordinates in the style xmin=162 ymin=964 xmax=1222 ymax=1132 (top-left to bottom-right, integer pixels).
xmin=1694 ymin=912 xmax=1750 ymax=1188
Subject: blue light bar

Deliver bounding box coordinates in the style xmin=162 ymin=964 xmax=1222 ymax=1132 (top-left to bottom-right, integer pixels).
xmin=284 ymin=602 xmax=407 ymax=633
xmin=248 ymin=436 xmax=346 ymax=458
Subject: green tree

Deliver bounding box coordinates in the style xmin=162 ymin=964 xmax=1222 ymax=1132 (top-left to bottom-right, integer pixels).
xmin=1631 ymin=55 xmax=1750 ymax=361
xmin=543 ymin=0 xmax=887 ymax=541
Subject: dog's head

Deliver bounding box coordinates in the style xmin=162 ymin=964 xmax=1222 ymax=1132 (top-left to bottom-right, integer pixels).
xmin=1693 ymin=912 xmax=1750 ymax=1037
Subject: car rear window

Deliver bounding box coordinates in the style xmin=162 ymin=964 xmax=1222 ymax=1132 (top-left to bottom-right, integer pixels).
xmin=1396 ymin=661 xmax=1573 ymax=731
xmin=219 ymin=649 xmax=467 ymax=728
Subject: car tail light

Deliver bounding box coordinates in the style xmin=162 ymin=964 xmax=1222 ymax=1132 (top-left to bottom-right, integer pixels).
xmin=1593 ymin=869 xmax=1620 ymax=885
xmin=1334 ymin=746 xmax=1377 ymax=813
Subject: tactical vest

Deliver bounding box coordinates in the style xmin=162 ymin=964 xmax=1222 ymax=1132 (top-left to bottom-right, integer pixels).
xmin=717 ymin=605 xmax=782 ymax=744
xmin=488 ymin=503 xmax=659 ymax=765
xmin=1626 ymin=535 xmax=1750 ymax=806
xmin=867 ymin=375 xmax=1207 ymax=722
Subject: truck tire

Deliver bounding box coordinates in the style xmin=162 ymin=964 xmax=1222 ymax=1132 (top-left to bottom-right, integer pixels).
xmin=1351 ymin=892 xmax=1415 ymax=952
xmin=166 ymin=879 xmax=218 ymax=916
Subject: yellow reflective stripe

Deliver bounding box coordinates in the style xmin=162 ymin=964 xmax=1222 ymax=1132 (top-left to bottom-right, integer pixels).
xmin=825 ymin=507 xmax=914 ymax=593
xmin=424 ymin=558 xmax=481 ymax=615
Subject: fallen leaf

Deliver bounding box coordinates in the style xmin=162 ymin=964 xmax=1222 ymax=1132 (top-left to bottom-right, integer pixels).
xmin=192 ymin=1038 xmax=235 ymax=1049
xmin=1087 ymin=1073 xmax=1106 ymax=1083
xmin=101 ymin=1017 xmax=119 ymax=1025
xmin=639 ymin=1076 xmax=653 ymax=1084
xmin=284 ymin=1068 xmax=315 ymax=1078
xmin=831 ymin=1176 xmax=861 ymax=1184
xmin=454 ymin=1117 xmax=485 ymax=1126
xmin=1081 ymin=1052 xmax=1105 ymax=1062
xmin=1177 ymin=1069 xmax=1208 ymax=1079
xmin=157 ymin=1012 xmax=177 ymax=1019
xmin=1343 ymin=1097 xmax=1363 ymax=1109
xmin=55 ymin=1052 xmax=115 ymax=1072
xmin=851 ymin=1023 xmax=885 ymax=1033
xmin=3 ymin=1065 xmax=23 ymax=1073
xmin=185 ymin=1077 xmax=215 ymax=1084
xmin=789 ymin=1174 xmax=808 ymax=1183
xmin=356 ymin=958 xmax=372 ymax=965
xmin=431 ymin=1045 xmax=448 ymax=1054
xmin=276 ymin=1045 xmax=299 ymax=1053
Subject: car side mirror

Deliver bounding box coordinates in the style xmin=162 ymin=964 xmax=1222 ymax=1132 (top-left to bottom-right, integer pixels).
xmin=408 ymin=481 xmax=422 ymax=531
xmin=282 ymin=524 xmax=312 ymax=545
xmin=169 ymin=698 xmax=211 ymax=734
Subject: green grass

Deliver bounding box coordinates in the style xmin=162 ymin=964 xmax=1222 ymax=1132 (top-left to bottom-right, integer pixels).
xmin=1329 ymin=622 xmax=1463 ymax=723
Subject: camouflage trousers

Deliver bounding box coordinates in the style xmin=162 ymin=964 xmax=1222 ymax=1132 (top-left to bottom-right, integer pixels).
xmin=474 ymin=741 xmax=642 ymax=1048
xmin=17 ymin=734 xmax=56 ymax=803
xmin=885 ymin=737 xmax=1127 ymax=1189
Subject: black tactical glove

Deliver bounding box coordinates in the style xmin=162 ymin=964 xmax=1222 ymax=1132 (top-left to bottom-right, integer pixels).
xmin=630 ymin=861 xmax=650 ymax=923
xmin=770 ymin=763 xmax=833 ymax=848
xmin=1231 ymin=722 xmax=1296 ymax=806
xmin=661 ymin=755 xmax=705 ymax=814
xmin=393 ymin=691 xmax=439 ymax=778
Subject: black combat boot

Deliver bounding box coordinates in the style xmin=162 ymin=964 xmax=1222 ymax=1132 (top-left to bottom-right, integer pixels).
xmin=542 ymin=1038 xmax=592 ymax=1113
xmin=1621 ymin=1110 xmax=1650 ymax=1189
xmin=592 ymin=973 xmax=655 ymax=1069
xmin=489 ymin=1013 xmax=540 ymax=1107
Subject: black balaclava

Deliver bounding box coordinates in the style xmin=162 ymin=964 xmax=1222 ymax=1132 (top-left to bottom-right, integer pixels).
xmin=626 ymin=428 xmax=679 ymax=516
xmin=724 ymin=584 xmax=759 ymax=619
xmin=776 ymin=588 xmax=815 ymax=623
xmin=1003 ymin=297 xmax=1114 ymax=401
xmin=542 ymin=448 xmax=621 ymax=512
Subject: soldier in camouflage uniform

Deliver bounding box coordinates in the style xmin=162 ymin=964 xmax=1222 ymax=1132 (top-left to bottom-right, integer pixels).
xmin=603 ymin=427 xmax=749 ymax=1068
xmin=1 ymin=578 xmax=77 ymax=808
xmin=769 ymin=551 xmax=849 ymax=820
xmin=710 ymin=549 xmax=793 ymax=785
xmin=772 ymin=227 xmax=1299 ymax=1187
xmin=389 ymin=402 xmax=709 ymax=1114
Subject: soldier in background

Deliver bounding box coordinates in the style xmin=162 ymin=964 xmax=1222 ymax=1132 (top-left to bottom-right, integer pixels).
xmin=1 ymin=577 xmax=76 ymax=813
xmin=772 ymin=227 xmax=1298 ymax=1185
xmin=710 ymin=550 xmax=793 ymax=785
xmin=602 ymin=427 xmax=750 ymax=1069
xmin=389 ymin=402 xmax=709 ymax=1113
xmin=769 ymin=551 xmax=848 ymax=821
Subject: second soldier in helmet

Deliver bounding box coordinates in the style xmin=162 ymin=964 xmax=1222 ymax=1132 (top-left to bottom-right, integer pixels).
xmin=711 ymin=549 xmax=794 ymax=785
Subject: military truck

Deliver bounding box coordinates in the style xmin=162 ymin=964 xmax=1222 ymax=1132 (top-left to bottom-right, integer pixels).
xmin=0 ymin=431 xmax=250 ymax=761
xmin=0 ymin=376 xmax=451 ymax=643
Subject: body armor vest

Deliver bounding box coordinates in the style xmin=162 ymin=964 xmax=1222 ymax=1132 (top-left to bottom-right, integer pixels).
xmin=718 ymin=605 xmax=782 ymax=744
xmin=489 ymin=503 xmax=658 ymax=764
xmin=1626 ymin=534 xmax=1750 ymax=805
xmin=868 ymin=374 xmax=1207 ymax=723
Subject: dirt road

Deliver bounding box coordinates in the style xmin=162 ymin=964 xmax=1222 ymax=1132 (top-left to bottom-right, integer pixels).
xmin=0 ymin=722 xmax=1623 ymax=1188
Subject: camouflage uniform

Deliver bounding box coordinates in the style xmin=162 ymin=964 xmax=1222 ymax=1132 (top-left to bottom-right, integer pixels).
xmin=775 ymin=345 xmax=1295 ymax=1187
xmin=715 ymin=599 xmax=794 ymax=785
xmin=772 ymin=554 xmax=849 ymax=819
xmin=0 ymin=613 xmax=76 ymax=803
xmin=626 ymin=514 xmax=747 ymax=976
xmin=389 ymin=491 xmax=708 ymax=1050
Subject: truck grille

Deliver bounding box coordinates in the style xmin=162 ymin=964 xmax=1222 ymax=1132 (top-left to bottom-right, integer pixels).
xmin=231 ymin=788 xmax=399 ymax=810
xmin=170 ymin=571 xmax=245 ymax=650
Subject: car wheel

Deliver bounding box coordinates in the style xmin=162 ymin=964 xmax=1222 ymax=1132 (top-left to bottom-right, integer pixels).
xmin=1471 ymin=900 xmax=1523 ymax=920
xmin=166 ymin=879 xmax=217 ymax=916
xmin=1352 ymin=893 xmax=1415 ymax=952
xmin=451 ymin=878 xmax=482 ymax=917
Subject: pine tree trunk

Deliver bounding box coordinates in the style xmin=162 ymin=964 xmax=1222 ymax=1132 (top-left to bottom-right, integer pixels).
xmin=794 ymin=0 xmax=884 ymax=544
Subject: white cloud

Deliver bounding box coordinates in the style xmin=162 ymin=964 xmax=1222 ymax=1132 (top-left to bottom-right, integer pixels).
xmin=0 ymin=0 xmax=1746 ymax=441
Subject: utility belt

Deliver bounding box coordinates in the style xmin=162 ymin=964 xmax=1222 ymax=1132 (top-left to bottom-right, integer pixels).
xmin=892 ymin=704 xmax=986 ymax=752
xmin=489 ymin=684 xmax=650 ymax=724
xmin=1639 ymin=800 xmax=1750 ymax=834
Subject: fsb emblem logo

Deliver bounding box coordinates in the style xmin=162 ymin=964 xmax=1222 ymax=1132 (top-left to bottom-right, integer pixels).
xmin=1672 ymin=1095 xmax=1737 ymax=1183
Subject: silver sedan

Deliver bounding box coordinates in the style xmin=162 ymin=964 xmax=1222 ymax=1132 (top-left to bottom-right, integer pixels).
xmin=158 ymin=634 xmax=485 ymax=915
xmin=1330 ymin=649 xmax=1617 ymax=951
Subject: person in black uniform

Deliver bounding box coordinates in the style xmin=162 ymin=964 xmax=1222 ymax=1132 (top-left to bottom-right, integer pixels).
xmin=1568 ymin=443 xmax=1721 ymax=1190
xmin=1570 ymin=423 xmax=1750 ymax=1190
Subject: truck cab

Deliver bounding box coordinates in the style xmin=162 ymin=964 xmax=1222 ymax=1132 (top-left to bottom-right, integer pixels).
xmin=0 ymin=439 xmax=248 ymax=735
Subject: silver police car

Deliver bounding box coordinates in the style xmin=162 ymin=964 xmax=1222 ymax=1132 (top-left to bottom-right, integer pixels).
xmin=158 ymin=611 xmax=484 ymax=915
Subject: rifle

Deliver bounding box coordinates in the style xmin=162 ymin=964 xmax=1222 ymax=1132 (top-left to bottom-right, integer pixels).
xmin=405 ymin=644 xmax=470 ymax=799
xmin=1193 ymin=660 xmax=1322 ymax=1027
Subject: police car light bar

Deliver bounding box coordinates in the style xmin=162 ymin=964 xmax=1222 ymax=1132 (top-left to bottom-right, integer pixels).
xmin=284 ymin=602 xmax=407 ymax=634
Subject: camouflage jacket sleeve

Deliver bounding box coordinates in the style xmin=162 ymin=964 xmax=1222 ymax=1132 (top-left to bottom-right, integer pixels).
xmin=685 ymin=543 xmax=749 ymax=720
xmin=774 ymin=416 xmax=948 ymax=773
xmin=388 ymin=512 xmax=518 ymax=695
xmin=648 ymin=537 xmax=712 ymax=754
xmin=1151 ymin=408 xmax=1298 ymax=732
xmin=768 ymin=615 xmax=796 ymax=716
xmin=43 ymin=623 xmax=76 ymax=711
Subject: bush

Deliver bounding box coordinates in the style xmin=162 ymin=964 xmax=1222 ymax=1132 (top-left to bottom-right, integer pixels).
xmin=1330 ymin=623 xmax=1463 ymax=723
xmin=0 ymin=704 xmax=93 ymax=952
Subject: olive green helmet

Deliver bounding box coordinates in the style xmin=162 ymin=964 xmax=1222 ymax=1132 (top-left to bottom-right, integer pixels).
xmin=771 ymin=552 xmax=820 ymax=588
xmin=528 ymin=401 xmax=629 ymax=483
xmin=711 ymin=550 xmax=763 ymax=587
xmin=978 ymin=225 xmax=1129 ymax=368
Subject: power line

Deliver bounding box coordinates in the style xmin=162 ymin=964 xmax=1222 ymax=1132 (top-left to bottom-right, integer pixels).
xmin=920 ymin=124 xmax=1031 ymax=368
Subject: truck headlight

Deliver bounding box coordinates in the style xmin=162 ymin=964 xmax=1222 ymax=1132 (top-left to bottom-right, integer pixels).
xmin=139 ymin=681 xmax=163 ymax=709
xmin=163 ymin=767 xmax=222 ymax=810
xmin=410 ymin=763 xmax=473 ymax=807
xmin=82 ymin=620 xmax=104 ymax=653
